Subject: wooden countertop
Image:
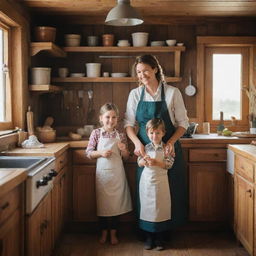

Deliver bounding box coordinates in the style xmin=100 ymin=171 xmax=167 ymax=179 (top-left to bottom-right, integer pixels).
xmin=0 ymin=169 xmax=27 ymax=197
xmin=63 ymin=133 xmax=254 ymax=148
xmin=228 ymin=144 xmax=256 ymax=162
xmin=1 ymin=142 xmax=69 ymax=157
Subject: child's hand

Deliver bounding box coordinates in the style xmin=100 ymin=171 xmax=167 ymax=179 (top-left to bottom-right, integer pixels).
xmin=118 ymin=142 xmax=127 ymax=152
xmin=145 ymin=157 xmax=157 ymax=166
xmin=101 ymin=150 xmax=112 ymax=158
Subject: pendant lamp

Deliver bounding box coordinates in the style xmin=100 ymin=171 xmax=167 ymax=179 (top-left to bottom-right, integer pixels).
xmin=105 ymin=0 xmax=143 ymax=26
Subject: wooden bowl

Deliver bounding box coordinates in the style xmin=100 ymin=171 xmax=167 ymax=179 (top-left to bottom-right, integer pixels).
xmin=37 ymin=129 xmax=56 ymax=143
xmin=34 ymin=26 xmax=56 ymax=42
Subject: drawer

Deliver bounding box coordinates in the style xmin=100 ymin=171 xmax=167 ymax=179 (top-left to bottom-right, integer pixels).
xmin=0 ymin=186 xmax=20 ymax=225
xmin=189 ymin=149 xmax=227 ymax=162
xmin=55 ymin=150 xmax=68 ymax=172
xmin=73 ymin=149 xmax=96 ymax=165
xmin=235 ymin=155 xmax=254 ymax=182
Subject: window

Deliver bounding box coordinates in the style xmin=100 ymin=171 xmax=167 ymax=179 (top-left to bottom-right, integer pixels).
xmin=0 ymin=22 xmax=11 ymax=129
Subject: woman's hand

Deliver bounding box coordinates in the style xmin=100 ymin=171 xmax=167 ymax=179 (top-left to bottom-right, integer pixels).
xmin=165 ymin=141 xmax=175 ymax=157
xmin=134 ymin=142 xmax=145 ymax=157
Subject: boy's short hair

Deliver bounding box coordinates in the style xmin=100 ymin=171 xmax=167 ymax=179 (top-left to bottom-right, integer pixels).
xmin=146 ymin=118 xmax=165 ymax=132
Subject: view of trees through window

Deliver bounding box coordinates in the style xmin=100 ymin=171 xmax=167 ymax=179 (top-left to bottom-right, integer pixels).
xmin=212 ymin=54 xmax=242 ymax=120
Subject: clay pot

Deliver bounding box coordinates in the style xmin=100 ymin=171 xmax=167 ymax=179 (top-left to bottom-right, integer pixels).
xmin=34 ymin=26 xmax=56 ymax=42
xmin=102 ymin=34 xmax=114 ymax=46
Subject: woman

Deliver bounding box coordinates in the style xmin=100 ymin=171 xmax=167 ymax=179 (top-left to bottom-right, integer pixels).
xmin=124 ymin=54 xmax=189 ymax=248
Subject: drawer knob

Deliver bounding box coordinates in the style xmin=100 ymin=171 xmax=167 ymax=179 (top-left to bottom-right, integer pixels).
xmin=1 ymin=202 xmax=9 ymax=210
xmin=246 ymin=189 xmax=252 ymax=198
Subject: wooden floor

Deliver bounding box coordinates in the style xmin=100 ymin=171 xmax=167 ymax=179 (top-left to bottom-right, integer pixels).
xmin=53 ymin=230 xmax=249 ymax=256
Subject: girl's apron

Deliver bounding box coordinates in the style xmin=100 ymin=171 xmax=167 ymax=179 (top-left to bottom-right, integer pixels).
xmin=135 ymin=84 xmax=187 ymax=232
xmin=96 ymin=129 xmax=132 ymax=216
xmin=139 ymin=146 xmax=171 ymax=222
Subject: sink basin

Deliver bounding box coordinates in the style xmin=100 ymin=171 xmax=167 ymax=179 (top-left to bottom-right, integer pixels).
xmin=0 ymin=156 xmax=46 ymax=170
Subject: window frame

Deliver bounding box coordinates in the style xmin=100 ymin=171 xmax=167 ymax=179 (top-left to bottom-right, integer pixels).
xmin=197 ymin=36 xmax=256 ymax=132
xmin=205 ymin=46 xmax=249 ymax=127
xmin=0 ymin=21 xmax=12 ymax=130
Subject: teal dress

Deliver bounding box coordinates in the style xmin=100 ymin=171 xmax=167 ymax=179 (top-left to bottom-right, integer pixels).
xmin=135 ymin=84 xmax=187 ymax=232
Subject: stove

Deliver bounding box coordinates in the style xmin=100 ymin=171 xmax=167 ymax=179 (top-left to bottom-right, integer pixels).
xmin=0 ymin=156 xmax=57 ymax=214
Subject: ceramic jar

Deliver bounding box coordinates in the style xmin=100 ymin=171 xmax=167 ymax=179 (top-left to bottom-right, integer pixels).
xmin=31 ymin=67 xmax=51 ymax=85
xmin=102 ymin=34 xmax=114 ymax=46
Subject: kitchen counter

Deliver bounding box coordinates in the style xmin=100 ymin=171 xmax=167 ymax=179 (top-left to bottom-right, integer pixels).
xmin=1 ymin=142 xmax=69 ymax=157
xmin=63 ymin=133 xmax=254 ymax=148
xmin=0 ymin=168 xmax=27 ymax=197
xmin=228 ymin=144 xmax=256 ymax=162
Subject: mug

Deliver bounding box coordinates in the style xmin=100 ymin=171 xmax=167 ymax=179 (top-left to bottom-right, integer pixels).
xmin=58 ymin=67 xmax=68 ymax=78
xmin=87 ymin=36 xmax=99 ymax=46
xmin=103 ymin=72 xmax=109 ymax=77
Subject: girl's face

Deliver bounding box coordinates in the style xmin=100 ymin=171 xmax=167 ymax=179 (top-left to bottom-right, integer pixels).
xmin=136 ymin=63 xmax=157 ymax=86
xmin=100 ymin=110 xmax=118 ymax=132
xmin=147 ymin=127 xmax=165 ymax=145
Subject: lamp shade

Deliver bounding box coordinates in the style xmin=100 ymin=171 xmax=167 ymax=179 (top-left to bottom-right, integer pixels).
xmin=105 ymin=0 xmax=143 ymax=26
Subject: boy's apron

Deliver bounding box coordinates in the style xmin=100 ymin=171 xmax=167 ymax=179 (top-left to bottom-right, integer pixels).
xmin=135 ymin=84 xmax=187 ymax=232
xmin=96 ymin=128 xmax=132 ymax=216
xmin=139 ymin=147 xmax=171 ymax=222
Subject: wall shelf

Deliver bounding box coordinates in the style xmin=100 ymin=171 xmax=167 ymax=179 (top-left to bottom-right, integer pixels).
xmin=31 ymin=42 xmax=67 ymax=57
xmin=29 ymin=84 xmax=63 ymax=92
xmin=63 ymin=46 xmax=185 ymax=53
xmin=52 ymin=76 xmax=182 ymax=83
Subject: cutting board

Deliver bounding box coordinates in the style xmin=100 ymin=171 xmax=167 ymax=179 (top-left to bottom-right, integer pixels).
xmin=233 ymin=132 xmax=256 ymax=138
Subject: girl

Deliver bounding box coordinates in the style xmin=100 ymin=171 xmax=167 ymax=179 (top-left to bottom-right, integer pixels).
xmin=86 ymin=103 xmax=132 ymax=245
xmin=138 ymin=118 xmax=174 ymax=250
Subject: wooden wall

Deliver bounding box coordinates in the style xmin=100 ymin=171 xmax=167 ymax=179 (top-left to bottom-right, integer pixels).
xmin=30 ymin=21 xmax=256 ymax=135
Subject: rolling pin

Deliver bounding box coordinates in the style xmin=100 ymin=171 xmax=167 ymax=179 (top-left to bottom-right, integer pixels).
xmin=26 ymin=106 xmax=35 ymax=136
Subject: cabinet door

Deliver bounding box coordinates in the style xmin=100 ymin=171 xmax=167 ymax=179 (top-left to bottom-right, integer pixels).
xmin=0 ymin=210 xmax=21 ymax=256
xmin=234 ymin=174 xmax=254 ymax=255
xmin=73 ymin=165 xmax=97 ymax=221
xmin=27 ymin=192 xmax=52 ymax=256
xmin=189 ymin=163 xmax=227 ymax=221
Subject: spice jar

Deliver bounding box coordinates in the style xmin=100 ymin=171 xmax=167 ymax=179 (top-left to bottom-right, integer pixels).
xmin=102 ymin=34 xmax=114 ymax=46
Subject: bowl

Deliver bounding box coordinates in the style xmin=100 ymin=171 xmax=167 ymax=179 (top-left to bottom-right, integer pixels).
xmin=37 ymin=130 xmax=56 ymax=143
xmin=70 ymin=73 xmax=85 ymax=77
xmin=177 ymin=42 xmax=184 ymax=46
xmin=65 ymin=34 xmax=81 ymax=46
xmin=150 ymin=41 xmax=165 ymax=46
xmin=166 ymin=39 xmax=177 ymax=46
xmin=34 ymin=26 xmax=56 ymax=42
xmin=111 ymin=73 xmax=128 ymax=77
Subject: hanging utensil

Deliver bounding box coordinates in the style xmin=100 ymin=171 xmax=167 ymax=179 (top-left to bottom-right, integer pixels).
xmin=26 ymin=106 xmax=35 ymax=136
xmin=185 ymin=72 xmax=197 ymax=96
xmin=87 ymin=89 xmax=95 ymax=124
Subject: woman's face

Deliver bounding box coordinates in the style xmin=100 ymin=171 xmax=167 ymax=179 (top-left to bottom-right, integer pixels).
xmin=136 ymin=63 xmax=157 ymax=86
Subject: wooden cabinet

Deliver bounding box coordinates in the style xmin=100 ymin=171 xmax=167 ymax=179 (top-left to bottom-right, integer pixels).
xmin=0 ymin=185 xmax=23 ymax=256
xmin=26 ymin=192 xmax=52 ymax=256
xmin=52 ymin=151 xmax=70 ymax=245
xmin=72 ymin=149 xmax=136 ymax=222
xmin=188 ymin=148 xmax=227 ymax=221
xmin=233 ymin=153 xmax=255 ymax=255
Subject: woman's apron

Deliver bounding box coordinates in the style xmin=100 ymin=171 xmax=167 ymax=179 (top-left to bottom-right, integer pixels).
xmin=139 ymin=146 xmax=171 ymax=222
xmin=135 ymin=84 xmax=187 ymax=232
xmin=96 ymin=129 xmax=132 ymax=216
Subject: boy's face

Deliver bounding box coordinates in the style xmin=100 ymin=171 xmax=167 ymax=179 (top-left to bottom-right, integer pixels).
xmin=147 ymin=127 xmax=165 ymax=145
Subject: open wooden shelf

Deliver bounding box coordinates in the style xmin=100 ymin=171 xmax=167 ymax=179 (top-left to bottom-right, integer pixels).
xmin=31 ymin=42 xmax=67 ymax=57
xmin=52 ymin=76 xmax=182 ymax=83
xmin=63 ymin=46 xmax=185 ymax=53
xmin=29 ymin=84 xmax=63 ymax=92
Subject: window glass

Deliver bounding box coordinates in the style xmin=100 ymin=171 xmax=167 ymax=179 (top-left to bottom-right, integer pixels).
xmin=212 ymin=54 xmax=241 ymax=120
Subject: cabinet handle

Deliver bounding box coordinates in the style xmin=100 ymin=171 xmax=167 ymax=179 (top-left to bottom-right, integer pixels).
xmin=1 ymin=202 xmax=9 ymax=211
xmin=60 ymin=160 xmax=63 ymax=164
xmin=40 ymin=223 xmax=45 ymax=235
xmin=246 ymin=189 xmax=252 ymax=198
xmin=214 ymin=153 xmax=219 ymax=157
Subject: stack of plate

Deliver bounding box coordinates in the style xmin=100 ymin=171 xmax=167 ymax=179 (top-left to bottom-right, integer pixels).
xmin=111 ymin=73 xmax=128 ymax=77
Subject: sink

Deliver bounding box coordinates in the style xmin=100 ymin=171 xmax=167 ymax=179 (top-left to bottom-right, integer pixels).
xmin=0 ymin=156 xmax=46 ymax=170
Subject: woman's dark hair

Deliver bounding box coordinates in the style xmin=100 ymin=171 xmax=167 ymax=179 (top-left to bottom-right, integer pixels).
xmin=133 ymin=54 xmax=165 ymax=86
